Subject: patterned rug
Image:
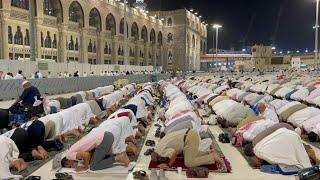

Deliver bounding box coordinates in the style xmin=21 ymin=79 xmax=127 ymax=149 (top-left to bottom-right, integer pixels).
xmin=220 ymin=127 xmax=259 ymax=169
xmin=148 ymin=129 xmax=232 ymax=173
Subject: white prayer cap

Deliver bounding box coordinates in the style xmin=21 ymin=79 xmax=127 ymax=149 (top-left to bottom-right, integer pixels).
xmin=295 ymin=127 xmax=302 ymax=136
xmin=22 ymin=80 xmax=30 ymax=86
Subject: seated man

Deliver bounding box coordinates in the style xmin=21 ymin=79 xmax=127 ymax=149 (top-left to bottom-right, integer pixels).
xmin=9 ymin=81 xmax=42 ymax=115
xmin=245 ymin=125 xmax=316 ymax=169
xmin=151 ymin=129 xmax=223 ymax=168
xmin=62 ymin=119 xmax=133 ymax=171
xmin=0 ymin=136 xmax=27 ymax=176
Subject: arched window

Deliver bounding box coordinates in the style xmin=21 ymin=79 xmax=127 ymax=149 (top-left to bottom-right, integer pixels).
xmin=88 ymin=39 xmax=93 ymax=52
xmin=44 ymin=31 xmax=52 ymax=48
xmin=167 ymin=33 xmax=173 ymax=43
xmin=93 ymin=42 xmax=96 ymax=53
xmin=11 ymin=0 xmax=29 ymax=9
xmin=14 ymin=26 xmax=23 ymax=45
xmin=52 ymin=34 xmax=57 ymax=48
xmin=119 ymin=18 xmax=128 ymax=37
xmin=106 ymin=13 xmax=116 ymax=36
xmin=192 ymin=35 xmax=195 ymax=48
xmin=43 ymin=0 xmax=63 ymax=23
xmin=69 ymin=1 xmax=84 ymax=27
xmin=141 ymin=25 xmax=148 ymax=43
xmin=131 ymin=22 xmax=139 ymax=40
xmin=158 ymin=31 xmax=163 ymax=45
xmin=24 ymin=29 xmax=29 ymax=46
xmin=150 ymin=28 xmax=156 ymax=44
xmin=104 ymin=44 xmax=108 ymax=54
xmin=89 ymin=8 xmax=102 ymax=31
xmin=69 ymin=36 xmax=74 ymax=50
xmin=41 ymin=32 xmax=44 ymax=47
xmin=167 ymin=18 xmax=172 ymax=26
xmin=8 ymin=26 xmax=13 ymax=44
xmin=75 ymin=38 xmax=79 ymax=51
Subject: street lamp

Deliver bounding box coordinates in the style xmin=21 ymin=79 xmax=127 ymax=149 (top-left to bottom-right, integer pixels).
xmin=315 ymin=0 xmax=319 ymax=69
xmin=213 ymin=24 xmax=222 ymax=66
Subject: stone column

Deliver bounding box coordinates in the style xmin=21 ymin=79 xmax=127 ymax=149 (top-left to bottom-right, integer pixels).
xmin=1 ymin=13 xmax=10 ymax=60
xmin=97 ymin=31 xmax=104 ymax=64
xmin=58 ymin=23 xmax=67 ymax=63
xmin=80 ymin=28 xmax=88 ymax=63
xmin=112 ymin=36 xmax=118 ymax=64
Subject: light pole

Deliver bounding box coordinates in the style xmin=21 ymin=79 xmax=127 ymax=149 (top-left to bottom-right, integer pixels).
xmin=315 ymin=0 xmax=319 ymax=69
xmin=213 ymin=24 xmax=222 ymax=66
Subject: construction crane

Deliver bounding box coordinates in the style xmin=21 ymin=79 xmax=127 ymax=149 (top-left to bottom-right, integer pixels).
xmin=241 ymin=13 xmax=256 ymax=48
xmin=270 ymin=3 xmax=284 ymax=47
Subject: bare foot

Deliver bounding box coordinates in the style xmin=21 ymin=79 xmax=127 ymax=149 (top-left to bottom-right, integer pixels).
xmin=138 ymin=124 xmax=145 ymax=134
xmin=212 ymin=151 xmax=223 ymax=164
xmin=115 ymin=152 xmax=130 ymax=167
xmin=136 ymin=131 xmax=142 ymax=139
xmin=126 ymin=142 xmax=138 ymax=156
xmin=37 ymin=146 xmax=48 ymax=159
xmin=32 ymin=149 xmax=44 ymax=160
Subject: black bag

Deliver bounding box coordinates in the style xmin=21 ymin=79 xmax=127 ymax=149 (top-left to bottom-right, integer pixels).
xmin=298 ymin=166 xmax=320 ymax=180
xmin=0 ymin=109 xmax=9 ymax=129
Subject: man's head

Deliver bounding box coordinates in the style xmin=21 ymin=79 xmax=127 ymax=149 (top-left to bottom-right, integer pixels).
xmin=18 ymin=70 xmax=22 ymax=74
xmin=22 ymin=80 xmax=31 ymax=89
xmin=151 ymin=152 xmax=169 ymax=163
xmin=61 ymin=157 xmax=76 ymax=168
xmin=308 ymin=132 xmax=319 ymax=142
xmin=244 ymin=143 xmax=255 ymax=157
xmin=257 ymin=103 xmax=266 ymax=114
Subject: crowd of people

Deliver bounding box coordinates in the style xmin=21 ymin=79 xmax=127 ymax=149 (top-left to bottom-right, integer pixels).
xmin=0 ymin=70 xmax=162 ymax=80
xmin=0 ymin=78 xmax=157 ymax=179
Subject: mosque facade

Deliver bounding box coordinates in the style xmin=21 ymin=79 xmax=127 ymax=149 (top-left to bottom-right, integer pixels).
xmin=0 ymin=0 xmax=207 ymax=71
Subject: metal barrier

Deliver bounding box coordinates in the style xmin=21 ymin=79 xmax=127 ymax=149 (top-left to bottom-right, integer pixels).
xmin=0 ymin=74 xmax=171 ymax=101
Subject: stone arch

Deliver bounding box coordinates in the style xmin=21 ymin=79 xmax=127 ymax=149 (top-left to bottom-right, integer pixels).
xmin=89 ymin=7 xmax=102 ymax=31
xmin=141 ymin=25 xmax=148 ymax=43
xmin=43 ymin=0 xmax=63 ymax=23
xmin=131 ymin=22 xmax=139 ymax=40
xmin=69 ymin=1 xmax=84 ymax=27
xmin=11 ymin=0 xmax=29 ymax=9
xmin=157 ymin=31 xmax=163 ymax=45
xmin=150 ymin=28 xmax=156 ymax=44
xmin=167 ymin=33 xmax=173 ymax=43
xmin=119 ymin=18 xmax=128 ymax=37
xmin=106 ymin=13 xmax=116 ymax=36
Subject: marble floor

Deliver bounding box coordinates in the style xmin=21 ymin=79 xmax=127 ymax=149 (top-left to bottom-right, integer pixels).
xmin=1 ymin=97 xmax=318 ymax=180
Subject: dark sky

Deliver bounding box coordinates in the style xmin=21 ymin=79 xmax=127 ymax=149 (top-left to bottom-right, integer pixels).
xmin=141 ymin=0 xmax=316 ymax=51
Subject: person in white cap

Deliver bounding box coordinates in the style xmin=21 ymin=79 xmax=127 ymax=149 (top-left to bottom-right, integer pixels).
xmin=9 ymin=81 xmax=41 ymax=114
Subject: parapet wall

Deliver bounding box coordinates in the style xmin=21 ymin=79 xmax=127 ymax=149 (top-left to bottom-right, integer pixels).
xmin=0 ymin=74 xmax=171 ymax=101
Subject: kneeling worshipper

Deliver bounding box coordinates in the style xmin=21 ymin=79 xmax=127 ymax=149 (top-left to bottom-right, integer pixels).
xmin=214 ymin=100 xmax=255 ymax=128
xmin=257 ymin=103 xmax=279 ymax=123
xmin=297 ymin=114 xmax=320 ymax=142
xmin=9 ymin=81 xmax=43 ymax=116
xmin=245 ymin=125 xmax=316 ymax=169
xmin=62 ymin=116 xmax=136 ymax=171
xmin=85 ymin=100 xmax=107 ymax=120
xmin=68 ymin=103 xmax=101 ymax=126
xmin=231 ymin=119 xmax=278 ymax=147
xmin=0 ymin=136 xmax=27 ymax=179
xmin=125 ymin=96 xmax=149 ymax=128
xmin=151 ymin=129 xmax=223 ymax=168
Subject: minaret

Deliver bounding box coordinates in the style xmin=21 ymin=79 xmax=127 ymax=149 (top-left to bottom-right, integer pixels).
xmin=133 ymin=0 xmax=147 ymax=10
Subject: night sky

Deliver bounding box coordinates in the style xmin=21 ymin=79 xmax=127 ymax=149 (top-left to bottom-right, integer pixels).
xmin=139 ymin=0 xmax=317 ymax=52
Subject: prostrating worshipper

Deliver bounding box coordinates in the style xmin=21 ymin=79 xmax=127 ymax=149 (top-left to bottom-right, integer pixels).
xmin=151 ymin=129 xmax=223 ymax=168
xmin=286 ymin=107 xmax=320 ymax=128
xmin=62 ymin=116 xmax=135 ymax=171
xmin=68 ymin=103 xmax=101 ymax=126
xmin=0 ymin=136 xmax=27 ymax=177
xmin=256 ymin=103 xmax=279 ymax=123
xmin=126 ymin=96 xmax=150 ymax=128
xmin=85 ymin=100 xmax=107 ymax=120
xmin=244 ymin=125 xmax=317 ymax=169
xmin=231 ymin=119 xmax=277 ymax=147
xmin=298 ymin=114 xmax=320 ymax=142
xmin=9 ymin=81 xmax=43 ymax=116
xmin=214 ymin=100 xmax=255 ymax=128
